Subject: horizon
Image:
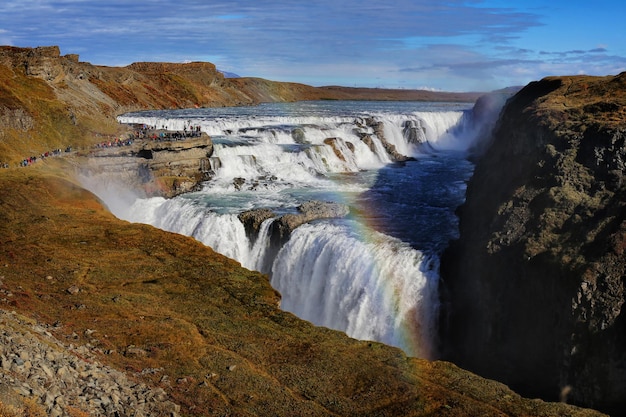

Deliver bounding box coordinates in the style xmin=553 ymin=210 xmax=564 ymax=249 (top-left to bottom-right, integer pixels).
xmin=1 ymin=1 xmax=625 ymax=92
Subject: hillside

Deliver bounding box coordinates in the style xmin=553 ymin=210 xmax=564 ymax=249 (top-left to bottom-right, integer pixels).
xmin=0 ymin=45 xmax=481 ymax=166
xmin=0 ymin=45 xmax=607 ymax=416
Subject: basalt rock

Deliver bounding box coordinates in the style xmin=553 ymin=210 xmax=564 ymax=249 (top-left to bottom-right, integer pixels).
xmin=237 ymin=201 xmax=351 ymax=272
xmin=403 ymin=120 xmax=427 ymax=145
xmin=323 ymin=137 xmax=355 ymax=162
xmin=353 ymin=118 xmax=416 ymax=162
xmin=238 ymin=208 xmax=275 ymax=241
xmin=440 ymin=73 xmax=626 ymax=416
xmin=368 ymin=119 xmax=415 ymax=162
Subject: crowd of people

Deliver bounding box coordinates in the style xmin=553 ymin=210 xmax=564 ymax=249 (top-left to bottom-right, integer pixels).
xmin=16 ymin=148 xmax=70 ymax=167
xmin=95 ymin=125 xmax=203 ymax=148
xmin=131 ymin=124 xmax=203 ymax=141
xmin=94 ymin=137 xmax=134 ymax=149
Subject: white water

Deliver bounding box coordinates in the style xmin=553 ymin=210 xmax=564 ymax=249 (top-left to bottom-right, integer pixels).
xmin=87 ymin=101 xmax=480 ymax=358
xmin=272 ymin=222 xmax=440 ymax=358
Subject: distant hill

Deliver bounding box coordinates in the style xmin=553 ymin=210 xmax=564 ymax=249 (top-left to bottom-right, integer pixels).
xmin=218 ymin=69 xmax=241 ymax=78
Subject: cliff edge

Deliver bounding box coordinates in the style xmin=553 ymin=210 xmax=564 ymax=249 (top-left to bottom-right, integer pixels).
xmin=441 ymin=73 xmax=626 ymax=415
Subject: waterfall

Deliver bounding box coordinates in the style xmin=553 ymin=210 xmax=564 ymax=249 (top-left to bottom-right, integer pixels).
xmin=90 ymin=101 xmax=481 ymax=359
xmin=122 ymin=197 xmax=251 ymax=263
xmin=271 ymin=222 xmax=439 ymax=358
xmin=247 ymin=218 xmax=276 ymax=273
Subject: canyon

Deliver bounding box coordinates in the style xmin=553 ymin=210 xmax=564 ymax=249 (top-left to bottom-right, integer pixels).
xmin=0 ymin=45 xmax=618 ymax=416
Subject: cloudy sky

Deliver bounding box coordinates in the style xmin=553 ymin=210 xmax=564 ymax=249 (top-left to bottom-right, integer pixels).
xmin=0 ymin=0 xmax=624 ymax=91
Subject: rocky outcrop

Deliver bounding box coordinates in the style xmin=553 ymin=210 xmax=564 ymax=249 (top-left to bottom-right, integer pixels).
xmin=273 ymin=200 xmax=350 ymax=240
xmin=237 ymin=201 xmax=350 ymax=273
xmin=0 ymin=46 xmax=64 ymax=81
xmin=80 ymin=133 xmax=213 ymax=198
xmin=440 ymin=73 xmax=626 ymax=416
xmin=238 ymin=208 xmax=275 ymax=241
xmin=323 ymin=137 xmax=355 ymax=161
xmin=0 ymin=108 xmax=34 ymax=132
xmin=239 ymin=200 xmax=350 ymax=243
xmin=403 ymin=120 xmax=427 ymax=145
xmin=0 ymin=310 xmax=180 ymax=416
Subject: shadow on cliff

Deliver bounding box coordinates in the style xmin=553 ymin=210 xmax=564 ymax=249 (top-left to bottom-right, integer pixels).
xmin=438 ymin=74 xmax=626 ymax=416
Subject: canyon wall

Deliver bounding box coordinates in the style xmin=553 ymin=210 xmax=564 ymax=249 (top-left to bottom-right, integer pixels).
xmin=441 ymin=73 xmax=626 ymax=416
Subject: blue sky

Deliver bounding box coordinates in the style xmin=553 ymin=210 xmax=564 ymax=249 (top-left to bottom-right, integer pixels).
xmin=0 ymin=0 xmax=624 ymax=92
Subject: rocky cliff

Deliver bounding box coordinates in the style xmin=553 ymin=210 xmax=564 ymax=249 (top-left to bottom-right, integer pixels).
xmin=441 ymin=73 xmax=626 ymax=416
xmin=80 ymin=131 xmax=213 ymax=198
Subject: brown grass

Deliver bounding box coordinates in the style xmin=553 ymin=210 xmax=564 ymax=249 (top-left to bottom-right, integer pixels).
xmin=0 ymin=398 xmax=46 ymax=417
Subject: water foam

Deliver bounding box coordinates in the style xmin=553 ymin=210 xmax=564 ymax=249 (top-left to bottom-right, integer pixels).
xmin=272 ymin=221 xmax=439 ymax=358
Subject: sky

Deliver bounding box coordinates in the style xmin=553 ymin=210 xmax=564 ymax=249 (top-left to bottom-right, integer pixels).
xmin=0 ymin=0 xmax=625 ymax=92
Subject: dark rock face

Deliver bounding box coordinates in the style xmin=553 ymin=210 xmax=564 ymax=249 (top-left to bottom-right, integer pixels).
xmin=238 ymin=208 xmax=275 ymax=241
xmin=273 ymin=200 xmax=350 ymax=242
xmin=369 ymin=119 xmax=415 ymax=162
xmin=440 ymin=73 xmax=626 ymax=415
xmin=353 ymin=117 xmax=415 ymax=162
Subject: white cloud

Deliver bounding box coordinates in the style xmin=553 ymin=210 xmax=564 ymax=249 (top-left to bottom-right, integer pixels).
xmin=0 ymin=1 xmax=622 ymax=90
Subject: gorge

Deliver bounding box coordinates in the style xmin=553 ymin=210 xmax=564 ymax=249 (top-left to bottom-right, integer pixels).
xmin=94 ymin=100 xmax=484 ymax=360
xmin=0 ymin=45 xmax=621 ymax=416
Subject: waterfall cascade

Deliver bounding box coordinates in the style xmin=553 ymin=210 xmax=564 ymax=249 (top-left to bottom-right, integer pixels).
xmin=89 ymin=101 xmax=479 ymax=358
